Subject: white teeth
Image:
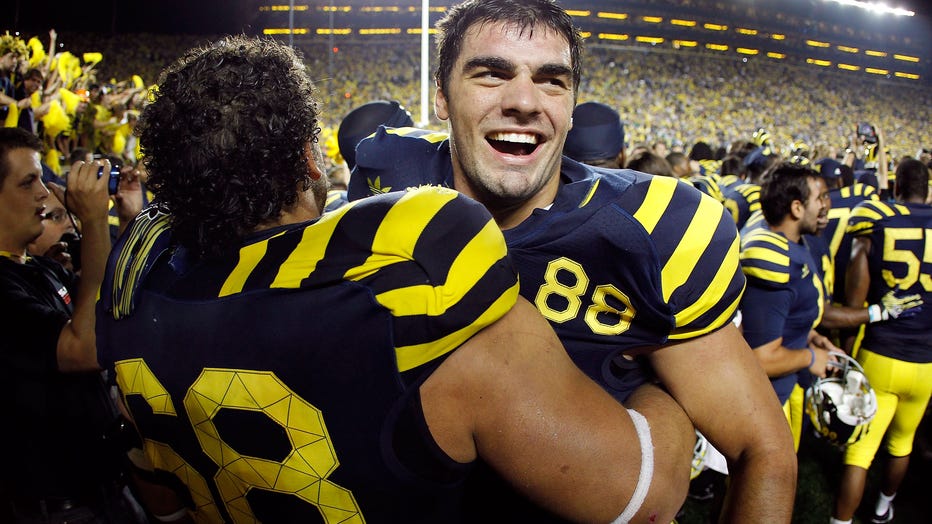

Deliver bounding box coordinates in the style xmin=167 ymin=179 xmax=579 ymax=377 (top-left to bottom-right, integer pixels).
xmin=488 ymin=132 xmax=538 ymax=144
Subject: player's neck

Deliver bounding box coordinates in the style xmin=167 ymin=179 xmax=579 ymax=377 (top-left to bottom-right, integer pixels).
xmin=770 ymin=219 xmax=802 ymax=243
xmin=454 ymin=171 xmax=560 ymax=231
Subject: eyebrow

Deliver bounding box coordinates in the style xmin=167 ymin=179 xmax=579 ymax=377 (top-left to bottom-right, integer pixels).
xmin=463 ymin=56 xmax=573 ymax=80
xmin=463 ymin=55 xmax=515 ymax=74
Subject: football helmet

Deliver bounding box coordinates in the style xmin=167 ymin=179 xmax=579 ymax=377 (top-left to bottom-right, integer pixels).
xmin=690 ymin=430 xmax=709 ymax=480
xmin=805 ymin=351 xmax=878 ymax=446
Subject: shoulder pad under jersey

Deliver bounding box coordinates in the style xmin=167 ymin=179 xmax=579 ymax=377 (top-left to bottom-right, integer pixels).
xmin=102 ymin=206 xmax=173 ymax=319
xmin=846 ymin=199 xmax=907 ymax=236
xmin=348 ymin=126 xmax=451 ymax=201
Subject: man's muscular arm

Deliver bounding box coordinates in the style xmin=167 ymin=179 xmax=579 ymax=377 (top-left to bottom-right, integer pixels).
xmin=648 ymin=323 xmax=796 ymax=523
xmin=423 ymin=297 xmax=695 ymax=523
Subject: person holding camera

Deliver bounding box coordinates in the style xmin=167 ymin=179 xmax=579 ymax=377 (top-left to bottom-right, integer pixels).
xmin=845 ymin=122 xmax=890 ymax=197
xmin=0 ymin=127 xmax=143 ymax=523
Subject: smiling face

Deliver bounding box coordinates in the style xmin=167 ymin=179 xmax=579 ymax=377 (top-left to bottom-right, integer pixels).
xmin=435 ymin=21 xmax=575 ymax=227
xmin=0 ymin=148 xmax=49 ymax=255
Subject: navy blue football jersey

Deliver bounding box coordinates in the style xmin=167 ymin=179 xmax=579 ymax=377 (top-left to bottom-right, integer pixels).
xmin=690 ymin=174 xmax=754 ymax=230
xmin=352 ymin=128 xmax=746 ymax=403
xmin=323 ymin=189 xmax=349 ymax=213
xmin=846 ymin=199 xmax=932 ymax=363
xmin=96 ymin=187 xmax=519 ymax=523
xmin=730 ymin=183 xmax=761 ymax=231
xmin=806 ymin=233 xmax=834 ymax=302
xmin=739 ymin=225 xmax=825 ymax=403
xmin=824 ymin=183 xmax=880 ymax=304
xmin=719 ymin=174 xmax=743 ymax=190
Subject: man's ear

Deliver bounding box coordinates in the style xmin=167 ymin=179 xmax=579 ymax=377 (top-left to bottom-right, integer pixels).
xmin=790 ymin=199 xmax=804 ymax=220
xmin=435 ymin=86 xmax=450 ymax=121
xmin=305 ymin=141 xmax=323 ymax=180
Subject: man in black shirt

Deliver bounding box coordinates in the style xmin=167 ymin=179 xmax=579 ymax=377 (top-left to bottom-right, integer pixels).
xmin=0 ymin=127 xmax=141 ymax=522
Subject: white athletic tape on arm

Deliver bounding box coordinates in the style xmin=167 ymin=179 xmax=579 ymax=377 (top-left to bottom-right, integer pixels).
xmin=611 ymin=408 xmax=654 ymax=524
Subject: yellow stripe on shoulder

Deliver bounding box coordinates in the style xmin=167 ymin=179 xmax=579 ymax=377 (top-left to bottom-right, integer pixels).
xmin=673 ymin=234 xmax=740 ymax=327
xmin=741 ymin=243 xmax=790 ymax=265
xmin=633 ymin=176 xmax=678 ymax=234
xmin=268 ymin=202 xmax=355 ymax=290
xmin=395 ymin=282 xmax=519 ymax=372
xmin=850 ymin=200 xmax=893 ymax=222
xmin=342 ymin=187 xmax=461 ymax=284
xmin=743 ymin=265 xmax=790 ymax=284
xmin=219 ymin=230 xmax=287 ymax=297
xmin=662 ymin=192 xmax=725 ymax=302
xmin=374 ymin=217 xmax=508 ymax=317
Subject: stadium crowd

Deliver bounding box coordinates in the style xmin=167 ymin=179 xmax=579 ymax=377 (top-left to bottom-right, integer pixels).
xmin=4 ymin=31 xmax=929 ymax=174
xmin=2 ymin=2 xmax=930 ymax=521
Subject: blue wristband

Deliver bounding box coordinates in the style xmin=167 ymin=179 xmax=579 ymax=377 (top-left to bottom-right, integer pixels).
xmin=807 ymin=348 xmax=815 ymax=369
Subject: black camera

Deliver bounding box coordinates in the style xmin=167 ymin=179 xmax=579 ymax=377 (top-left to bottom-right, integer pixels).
xmin=98 ymin=165 xmax=120 ymax=195
xmin=857 ymin=122 xmax=878 ymax=145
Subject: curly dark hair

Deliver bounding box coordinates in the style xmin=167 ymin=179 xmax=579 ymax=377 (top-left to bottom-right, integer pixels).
xmin=139 ymin=35 xmax=321 ymax=258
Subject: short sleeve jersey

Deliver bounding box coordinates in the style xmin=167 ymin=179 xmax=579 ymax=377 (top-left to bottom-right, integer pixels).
xmin=739 ymin=224 xmax=825 ymax=403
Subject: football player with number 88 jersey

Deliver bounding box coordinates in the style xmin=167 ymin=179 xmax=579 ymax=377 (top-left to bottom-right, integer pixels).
xmin=350 ymin=1 xmax=796 ymax=521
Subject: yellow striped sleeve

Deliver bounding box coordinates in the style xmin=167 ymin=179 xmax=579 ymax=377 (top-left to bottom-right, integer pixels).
xmin=395 ymin=282 xmax=519 ymax=372
xmin=219 ymin=231 xmax=285 ymax=296
xmin=673 ymin=233 xmax=741 ymax=326
xmin=633 ymin=177 xmax=677 ymax=234
xmin=662 ymin=193 xmax=723 ymax=302
xmin=344 ymin=188 xmax=460 ymax=284
xmin=112 ymin=211 xmax=172 ymax=318
xmin=373 ymin=218 xmax=508 ymax=316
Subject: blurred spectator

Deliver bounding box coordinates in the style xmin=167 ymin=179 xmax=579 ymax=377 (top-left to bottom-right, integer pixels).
xmin=563 ymin=101 xmax=625 ymax=168
xmin=626 ymin=149 xmax=675 ymax=178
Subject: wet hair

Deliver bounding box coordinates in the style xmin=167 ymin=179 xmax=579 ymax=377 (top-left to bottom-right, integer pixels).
xmin=759 ymin=162 xmax=818 ymax=225
xmin=894 ymin=158 xmax=930 ymax=202
xmin=139 ymin=35 xmax=321 ymax=259
xmin=435 ymin=0 xmax=582 ymax=96
xmin=0 ymin=127 xmax=43 ymax=188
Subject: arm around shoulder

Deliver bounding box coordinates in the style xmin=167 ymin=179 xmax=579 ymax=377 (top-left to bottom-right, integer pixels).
xmin=421 ymin=296 xmax=693 ymax=523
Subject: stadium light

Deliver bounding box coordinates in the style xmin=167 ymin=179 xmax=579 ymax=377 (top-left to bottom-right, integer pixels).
xmin=823 ymin=0 xmax=915 ymax=16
